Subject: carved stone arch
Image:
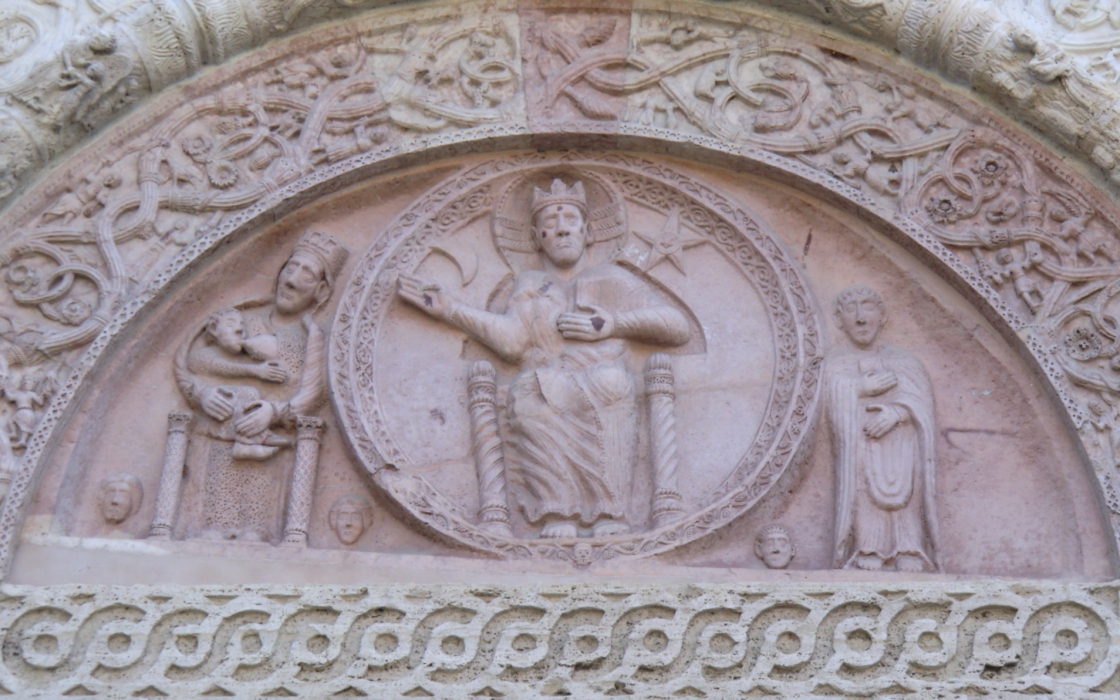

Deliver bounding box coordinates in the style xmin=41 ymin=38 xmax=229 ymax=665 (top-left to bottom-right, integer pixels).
xmin=3 ymin=2 xmax=1120 ymax=694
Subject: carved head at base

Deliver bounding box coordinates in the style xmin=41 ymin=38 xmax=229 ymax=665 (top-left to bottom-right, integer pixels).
xmin=275 ymin=229 xmax=349 ymax=315
xmin=755 ymin=524 xmax=795 ymax=570
xmin=835 ymin=285 xmax=886 ymax=348
xmin=329 ymin=494 xmax=373 ymax=545
xmin=99 ymin=473 xmax=143 ymax=525
xmin=531 ymin=179 xmax=589 ymax=269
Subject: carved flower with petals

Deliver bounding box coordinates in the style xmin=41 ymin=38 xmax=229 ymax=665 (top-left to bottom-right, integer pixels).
xmin=1066 ymin=327 xmax=1103 ymax=361
xmin=181 ymin=135 xmax=212 ymax=160
xmin=927 ymin=196 xmax=963 ymax=224
xmin=972 ymin=153 xmax=1011 ymax=188
xmin=206 ymin=161 xmax=239 ymax=189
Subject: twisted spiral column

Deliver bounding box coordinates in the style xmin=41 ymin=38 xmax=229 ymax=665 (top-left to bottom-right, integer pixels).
xmin=468 ymin=361 xmax=512 ymax=536
xmin=646 ymin=353 xmax=684 ymax=527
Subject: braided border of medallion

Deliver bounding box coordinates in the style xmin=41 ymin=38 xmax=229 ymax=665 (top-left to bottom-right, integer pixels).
xmin=329 ymin=152 xmax=823 ymax=564
xmin=1 ymin=582 xmax=1118 ymax=697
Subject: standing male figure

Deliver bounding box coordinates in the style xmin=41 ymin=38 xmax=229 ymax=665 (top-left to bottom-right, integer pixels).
xmin=398 ymin=179 xmax=691 ymax=539
xmin=826 ymin=285 xmax=940 ymax=572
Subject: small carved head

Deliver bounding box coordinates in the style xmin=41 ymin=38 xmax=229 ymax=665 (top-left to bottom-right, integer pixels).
xmin=755 ymin=524 xmax=795 ymax=570
xmin=573 ymin=542 xmax=594 ymax=567
xmin=99 ymin=473 xmax=143 ymax=525
xmin=328 ymin=495 xmax=373 ymax=545
xmin=205 ymin=307 xmax=246 ymax=354
xmin=835 ymin=285 xmax=886 ymax=348
xmin=276 ymin=229 xmax=349 ymax=315
xmin=86 ymin=30 xmax=117 ymax=54
xmin=531 ymin=179 xmax=589 ymax=269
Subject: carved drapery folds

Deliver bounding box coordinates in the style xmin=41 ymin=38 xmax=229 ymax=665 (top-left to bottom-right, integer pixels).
xmin=333 ymin=153 xmax=822 ymax=564
xmin=0 ymin=1 xmax=1116 ymax=581
xmin=0 ymin=3 xmax=1117 ymax=697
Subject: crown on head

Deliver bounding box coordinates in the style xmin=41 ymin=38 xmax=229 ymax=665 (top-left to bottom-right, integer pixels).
xmin=531 ymin=179 xmax=588 ymax=220
xmin=292 ymin=229 xmax=349 ymax=287
xmin=756 ymin=524 xmax=791 ymax=541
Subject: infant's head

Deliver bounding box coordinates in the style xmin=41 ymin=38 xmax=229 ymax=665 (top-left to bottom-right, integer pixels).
xmin=206 ymin=308 xmax=246 ymax=354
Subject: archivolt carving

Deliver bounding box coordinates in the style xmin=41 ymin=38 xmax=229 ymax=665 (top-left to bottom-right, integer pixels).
xmin=0 ymin=2 xmax=1117 ymax=581
xmin=0 ymin=582 xmax=1116 ymax=697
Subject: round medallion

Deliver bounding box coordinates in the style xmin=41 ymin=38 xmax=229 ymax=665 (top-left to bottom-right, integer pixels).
xmin=331 ymin=153 xmax=822 ymax=565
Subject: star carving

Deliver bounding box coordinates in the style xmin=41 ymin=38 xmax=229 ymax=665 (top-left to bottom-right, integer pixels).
xmin=632 ymin=208 xmax=706 ymax=275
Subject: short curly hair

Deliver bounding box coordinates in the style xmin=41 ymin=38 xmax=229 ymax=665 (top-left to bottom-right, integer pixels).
xmin=834 ymin=284 xmax=883 ymax=314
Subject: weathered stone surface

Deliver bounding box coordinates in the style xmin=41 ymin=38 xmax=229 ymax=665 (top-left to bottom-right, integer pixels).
xmin=1 ymin=1 xmax=1120 ymax=696
xmin=0 ymin=581 xmax=1118 ymax=697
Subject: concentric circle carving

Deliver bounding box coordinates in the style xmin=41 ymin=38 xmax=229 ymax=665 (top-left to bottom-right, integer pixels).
xmin=331 ymin=152 xmax=823 ymax=564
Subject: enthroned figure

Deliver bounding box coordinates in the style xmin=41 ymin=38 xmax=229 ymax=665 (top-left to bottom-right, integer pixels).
xmin=398 ymin=179 xmax=691 ymax=539
xmin=173 ymin=229 xmax=347 ymax=542
xmin=826 ymin=285 xmax=940 ymax=572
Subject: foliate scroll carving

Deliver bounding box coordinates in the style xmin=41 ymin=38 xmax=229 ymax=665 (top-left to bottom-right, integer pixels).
xmin=0 ymin=5 xmax=527 ymax=577
xmin=525 ymin=9 xmax=964 ymax=200
xmin=899 ymin=128 xmax=1120 ymax=526
xmin=0 ymin=0 xmax=492 ymax=209
xmin=0 ymin=582 xmax=1115 ymax=697
xmin=2 ymin=0 xmax=1120 ymax=578
xmin=331 ymin=152 xmax=823 ymax=564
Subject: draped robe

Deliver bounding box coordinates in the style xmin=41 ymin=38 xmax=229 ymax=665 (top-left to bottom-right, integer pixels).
xmin=454 ymin=263 xmax=689 ymax=527
xmin=176 ymin=307 xmax=327 ymax=540
xmin=826 ymin=345 xmax=940 ymax=570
